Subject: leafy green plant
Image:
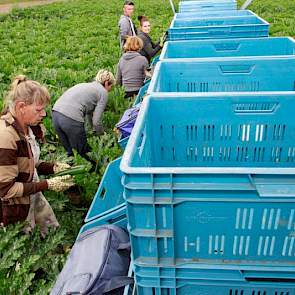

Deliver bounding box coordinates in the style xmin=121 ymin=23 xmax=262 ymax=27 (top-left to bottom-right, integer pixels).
xmin=1 ymin=1 xmax=169 ymax=291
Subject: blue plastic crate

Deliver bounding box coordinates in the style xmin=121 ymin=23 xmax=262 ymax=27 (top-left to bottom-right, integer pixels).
xmin=179 ymin=1 xmax=237 ymax=12
xmin=135 ymin=266 xmax=295 ymax=291
xmin=85 ymin=157 xmax=124 ymax=222
xmin=174 ymin=9 xmax=253 ymax=19
xmin=171 ymin=14 xmax=262 ymax=28
xmin=150 ymin=55 xmax=160 ymax=68
xmin=134 ymin=265 xmax=295 ymax=283
xmin=179 ymin=4 xmax=237 ymax=13
xmin=120 ymin=94 xmax=295 ymax=267
xmin=179 ymin=0 xmax=236 ymax=2
xmin=124 ymin=263 xmax=136 ymax=295
xmin=136 ymin=281 xmax=295 ymax=295
xmin=160 ymin=37 xmax=295 ymax=60
xmin=133 ymin=81 xmax=150 ymax=106
xmin=118 ymin=134 xmax=129 ymax=150
xmin=148 ymin=57 xmax=295 ymax=93
xmin=79 ymin=206 xmax=127 ymax=236
xmin=168 ymin=14 xmax=269 ymax=41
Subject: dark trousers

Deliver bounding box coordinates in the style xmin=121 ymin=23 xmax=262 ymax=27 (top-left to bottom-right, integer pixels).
xmin=124 ymin=90 xmax=139 ymax=99
xmin=52 ymin=111 xmax=91 ymax=158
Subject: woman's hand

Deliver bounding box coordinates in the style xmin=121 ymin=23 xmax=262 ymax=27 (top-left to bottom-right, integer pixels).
xmin=47 ymin=175 xmax=74 ymax=192
xmin=53 ymin=162 xmax=71 ymax=174
xmin=159 ymin=32 xmax=167 ymax=47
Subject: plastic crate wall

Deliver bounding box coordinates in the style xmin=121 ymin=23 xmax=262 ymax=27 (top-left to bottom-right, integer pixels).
xmin=85 ymin=157 xmax=124 ymax=222
xmin=134 ymin=265 xmax=295 ymax=284
xmin=171 ymin=15 xmax=261 ymax=28
xmin=179 ymin=2 xmax=237 ymax=12
xmin=136 ymin=283 xmax=295 ymax=295
xmin=80 ymin=206 xmax=127 ymax=236
xmin=174 ymin=10 xmax=252 ymax=19
xmin=168 ymin=15 xmax=269 ymax=41
xmin=120 ymin=94 xmax=295 ymax=267
xmin=160 ymin=37 xmax=295 ymax=60
xmin=148 ymin=58 xmax=295 ymax=93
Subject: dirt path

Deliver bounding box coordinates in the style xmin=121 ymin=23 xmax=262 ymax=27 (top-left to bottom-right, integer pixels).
xmin=0 ymin=0 xmax=64 ymax=14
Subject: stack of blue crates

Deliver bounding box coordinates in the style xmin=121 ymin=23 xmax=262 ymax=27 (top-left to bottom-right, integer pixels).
xmin=80 ymin=0 xmax=295 ymax=294
xmin=121 ymin=94 xmax=295 ymax=294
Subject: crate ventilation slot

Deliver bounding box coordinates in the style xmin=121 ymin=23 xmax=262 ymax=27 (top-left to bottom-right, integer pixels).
xmin=184 ymin=236 xmax=201 ymax=253
xmin=214 ymin=42 xmax=240 ymax=51
xmin=208 ymin=235 xmax=225 ymax=255
xmin=235 ymin=208 xmax=254 ymax=230
xmin=234 ymin=103 xmax=278 ymax=113
xmin=186 ymin=125 xmax=198 ymax=140
xmin=229 ymin=290 xmax=245 ymax=295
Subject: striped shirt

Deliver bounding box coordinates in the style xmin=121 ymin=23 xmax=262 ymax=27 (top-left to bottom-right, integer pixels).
xmin=0 ymin=112 xmax=51 ymax=205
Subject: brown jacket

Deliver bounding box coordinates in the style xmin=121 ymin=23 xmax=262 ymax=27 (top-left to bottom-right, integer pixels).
xmin=0 ymin=112 xmax=52 ymax=206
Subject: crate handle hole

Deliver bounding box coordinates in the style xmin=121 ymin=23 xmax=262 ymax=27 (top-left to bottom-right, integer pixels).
xmin=99 ymin=188 xmax=106 ymax=200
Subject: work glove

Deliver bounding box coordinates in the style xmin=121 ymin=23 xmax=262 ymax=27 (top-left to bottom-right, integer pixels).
xmin=144 ymin=69 xmax=152 ymax=79
xmin=159 ymin=32 xmax=167 ymax=47
xmin=47 ymin=175 xmax=74 ymax=192
xmin=53 ymin=162 xmax=71 ymax=174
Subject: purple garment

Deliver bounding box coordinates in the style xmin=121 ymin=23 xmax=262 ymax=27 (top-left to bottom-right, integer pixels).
xmin=116 ymin=105 xmax=140 ymax=138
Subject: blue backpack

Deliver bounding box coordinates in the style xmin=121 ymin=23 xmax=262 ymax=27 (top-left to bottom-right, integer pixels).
xmin=50 ymin=225 xmax=133 ymax=295
xmin=115 ymin=104 xmax=141 ymax=139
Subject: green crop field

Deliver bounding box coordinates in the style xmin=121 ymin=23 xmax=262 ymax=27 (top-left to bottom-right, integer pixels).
xmin=0 ymin=0 xmax=295 ymax=293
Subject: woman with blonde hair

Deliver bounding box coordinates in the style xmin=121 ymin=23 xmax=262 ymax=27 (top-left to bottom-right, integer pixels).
xmin=52 ymin=70 xmax=115 ymax=167
xmin=0 ymin=75 xmax=74 ymax=233
xmin=116 ymin=36 xmax=149 ymax=98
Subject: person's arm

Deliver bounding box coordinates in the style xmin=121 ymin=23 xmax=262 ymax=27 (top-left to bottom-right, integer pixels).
xmin=36 ymin=161 xmax=70 ymax=176
xmin=141 ymin=34 xmax=162 ymax=60
xmin=36 ymin=161 xmax=54 ymax=175
xmin=119 ymin=17 xmax=131 ymax=44
xmin=92 ymin=91 xmax=108 ymax=135
xmin=116 ymin=61 xmax=122 ymax=86
xmin=142 ymin=57 xmax=150 ymax=78
xmin=0 ymin=131 xmax=48 ymax=200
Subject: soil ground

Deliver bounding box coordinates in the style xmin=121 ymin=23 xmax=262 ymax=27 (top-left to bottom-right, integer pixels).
xmin=0 ymin=0 xmax=64 ymax=14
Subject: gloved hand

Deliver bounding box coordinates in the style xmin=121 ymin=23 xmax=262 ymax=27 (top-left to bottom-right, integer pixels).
xmin=144 ymin=69 xmax=152 ymax=79
xmin=159 ymin=32 xmax=167 ymax=48
xmin=53 ymin=162 xmax=71 ymax=174
xmin=47 ymin=175 xmax=74 ymax=192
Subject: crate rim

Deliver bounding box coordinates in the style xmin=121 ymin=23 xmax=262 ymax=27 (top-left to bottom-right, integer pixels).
xmin=174 ymin=9 xmax=252 ymax=19
xmin=179 ymin=0 xmax=237 ymax=4
xmin=147 ymin=56 xmax=295 ymax=95
xmin=158 ymin=54 xmax=295 ymax=63
xmin=169 ymin=21 xmax=269 ymax=31
xmin=171 ymin=10 xmax=261 ymax=23
xmin=132 ymin=260 xmax=295 ymax=272
xmin=160 ymin=36 xmax=295 ymax=61
xmin=120 ymin=93 xmax=295 ymax=175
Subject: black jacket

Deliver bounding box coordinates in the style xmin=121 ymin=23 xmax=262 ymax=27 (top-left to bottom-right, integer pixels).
xmin=138 ymin=31 xmax=161 ymax=63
